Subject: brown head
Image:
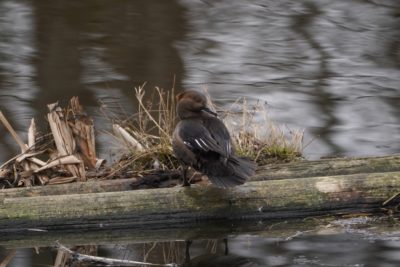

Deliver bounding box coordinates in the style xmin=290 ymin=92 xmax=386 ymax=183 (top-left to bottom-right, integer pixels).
xmin=176 ymin=90 xmax=217 ymax=119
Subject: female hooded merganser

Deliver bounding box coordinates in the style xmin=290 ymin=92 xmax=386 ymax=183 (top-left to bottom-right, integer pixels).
xmin=172 ymin=90 xmax=256 ymax=187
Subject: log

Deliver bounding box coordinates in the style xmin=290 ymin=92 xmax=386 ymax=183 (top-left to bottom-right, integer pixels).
xmin=0 ymin=171 xmax=399 ymax=232
xmin=253 ymin=154 xmax=400 ymax=180
xmin=0 ymin=178 xmax=138 ymax=199
xmin=0 ymin=155 xmax=399 ymax=198
xmin=0 ymin=154 xmax=399 ymax=251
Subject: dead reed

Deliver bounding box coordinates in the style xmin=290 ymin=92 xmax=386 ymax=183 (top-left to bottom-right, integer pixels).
xmin=107 ymin=84 xmax=180 ymax=176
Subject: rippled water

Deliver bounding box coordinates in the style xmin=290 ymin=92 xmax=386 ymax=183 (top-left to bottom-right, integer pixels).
xmin=2 ymin=218 xmax=400 ymax=267
xmin=0 ymin=0 xmax=399 ymax=162
xmin=0 ymin=0 xmax=399 ymax=266
xmin=177 ymin=0 xmax=400 ymax=158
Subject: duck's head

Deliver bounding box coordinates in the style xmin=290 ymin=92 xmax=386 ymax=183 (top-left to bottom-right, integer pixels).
xmin=176 ymin=90 xmax=217 ymax=119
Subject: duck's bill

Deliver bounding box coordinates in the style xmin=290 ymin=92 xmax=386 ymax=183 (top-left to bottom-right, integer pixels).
xmin=201 ymin=107 xmax=218 ymax=117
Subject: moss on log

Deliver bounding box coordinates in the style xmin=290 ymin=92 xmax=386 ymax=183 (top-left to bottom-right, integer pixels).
xmin=0 ymin=178 xmax=138 ymax=199
xmin=1 ymin=155 xmax=399 ymax=198
xmin=0 ymin=171 xmax=399 ymax=232
xmin=253 ymin=155 xmax=400 ymax=181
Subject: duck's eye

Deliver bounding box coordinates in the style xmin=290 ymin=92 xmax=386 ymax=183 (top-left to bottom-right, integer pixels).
xmin=193 ymin=96 xmax=202 ymax=103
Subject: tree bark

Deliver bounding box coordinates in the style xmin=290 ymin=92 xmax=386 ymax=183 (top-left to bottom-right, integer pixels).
xmin=0 ymin=171 xmax=399 ymax=230
xmin=1 ymin=155 xmax=399 ymax=198
xmin=252 ymin=155 xmax=400 ymax=180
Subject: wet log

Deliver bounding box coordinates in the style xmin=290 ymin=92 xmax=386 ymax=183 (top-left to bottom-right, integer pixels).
xmin=0 ymin=155 xmax=399 ymax=198
xmin=0 ymin=170 xmax=399 ymax=232
xmin=0 ymin=178 xmax=139 ymax=199
xmin=252 ymin=154 xmax=400 ymax=180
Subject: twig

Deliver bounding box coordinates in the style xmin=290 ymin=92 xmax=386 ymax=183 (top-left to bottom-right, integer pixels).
xmin=0 ymin=111 xmax=28 ymax=151
xmin=383 ymin=192 xmax=400 ymax=206
xmin=284 ymin=230 xmax=314 ymax=241
xmin=56 ymin=242 xmax=178 ymax=267
xmin=135 ymin=86 xmax=169 ymax=138
xmin=34 ymin=155 xmax=81 ymax=173
xmin=28 ymin=118 xmax=36 ymax=149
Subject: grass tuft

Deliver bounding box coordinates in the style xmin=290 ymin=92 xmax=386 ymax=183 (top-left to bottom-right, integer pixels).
xmin=221 ymin=97 xmax=304 ymax=164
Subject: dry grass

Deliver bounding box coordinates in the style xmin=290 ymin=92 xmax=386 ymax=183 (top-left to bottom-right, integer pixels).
xmin=108 ymin=85 xmax=304 ymax=176
xmin=104 ymin=84 xmax=180 ymax=176
xmin=221 ymin=97 xmax=304 ymax=164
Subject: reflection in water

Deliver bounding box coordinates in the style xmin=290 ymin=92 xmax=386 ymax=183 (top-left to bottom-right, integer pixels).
xmin=183 ymin=239 xmax=261 ymax=267
xmin=0 ymin=0 xmax=38 ymax=160
xmin=291 ymin=2 xmax=341 ymax=154
xmin=0 ymin=0 xmax=398 ymax=161
xmin=2 ymin=231 xmax=400 ymax=267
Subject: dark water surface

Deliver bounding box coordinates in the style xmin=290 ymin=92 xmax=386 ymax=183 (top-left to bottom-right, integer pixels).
xmin=1 ymin=218 xmax=400 ymax=267
xmin=0 ymin=0 xmax=400 ymax=266
xmin=0 ymin=0 xmax=399 ymax=161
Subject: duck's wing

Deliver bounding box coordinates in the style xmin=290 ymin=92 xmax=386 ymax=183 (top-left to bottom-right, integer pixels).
xmin=202 ymin=116 xmax=232 ymax=158
xmin=177 ymin=120 xmax=228 ymax=157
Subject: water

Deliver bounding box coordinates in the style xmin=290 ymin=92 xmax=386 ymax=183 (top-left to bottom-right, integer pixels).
xmin=1 ymin=218 xmax=400 ymax=266
xmin=0 ymin=0 xmax=399 ymax=266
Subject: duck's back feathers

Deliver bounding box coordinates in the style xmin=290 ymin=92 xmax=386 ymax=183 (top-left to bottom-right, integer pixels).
xmin=174 ymin=119 xmax=228 ymax=157
xmin=173 ymin=118 xmax=256 ymax=188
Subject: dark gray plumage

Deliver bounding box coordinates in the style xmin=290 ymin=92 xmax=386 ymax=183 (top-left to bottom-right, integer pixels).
xmin=172 ymin=90 xmax=257 ymax=187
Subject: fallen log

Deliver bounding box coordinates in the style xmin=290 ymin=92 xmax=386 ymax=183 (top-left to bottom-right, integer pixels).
xmin=0 ymin=155 xmax=399 ymax=198
xmin=0 ymin=170 xmax=399 ymax=232
xmin=0 ymin=177 xmax=139 ymax=199
xmin=253 ymin=154 xmax=400 ymax=180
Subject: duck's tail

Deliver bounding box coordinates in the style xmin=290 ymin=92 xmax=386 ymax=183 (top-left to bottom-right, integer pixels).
xmin=205 ymin=156 xmax=257 ymax=188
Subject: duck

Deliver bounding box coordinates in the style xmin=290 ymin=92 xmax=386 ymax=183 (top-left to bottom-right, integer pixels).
xmin=172 ymin=90 xmax=256 ymax=187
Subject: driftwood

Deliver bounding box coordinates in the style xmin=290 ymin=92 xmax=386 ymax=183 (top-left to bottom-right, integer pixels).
xmin=0 ymin=155 xmax=398 ymax=198
xmin=253 ymin=155 xmax=400 ymax=180
xmin=0 ymin=166 xmax=399 ymax=230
